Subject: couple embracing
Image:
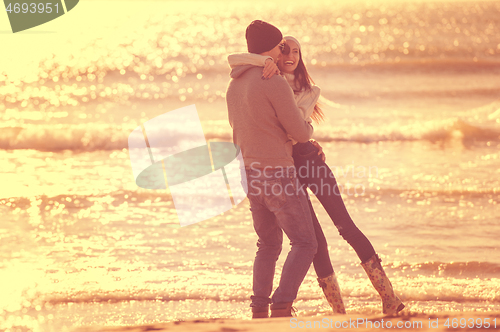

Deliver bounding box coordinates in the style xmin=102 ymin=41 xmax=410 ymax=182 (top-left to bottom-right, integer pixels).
xmin=226 ymin=20 xmax=404 ymax=318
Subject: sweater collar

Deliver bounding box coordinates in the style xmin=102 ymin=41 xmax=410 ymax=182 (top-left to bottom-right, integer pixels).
xmin=283 ymin=72 xmax=295 ymax=83
xmin=283 ymin=72 xmax=300 ymax=91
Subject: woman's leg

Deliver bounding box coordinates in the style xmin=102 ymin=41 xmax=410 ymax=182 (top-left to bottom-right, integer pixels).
xmin=301 ymin=171 xmax=346 ymax=314
xmin=293 ymin=142 xmax=375 ymax=263
xmin=293 ymin=142 xmax=404 ymax=314
xmin=307 ymin=198 xmax=333 ymax=279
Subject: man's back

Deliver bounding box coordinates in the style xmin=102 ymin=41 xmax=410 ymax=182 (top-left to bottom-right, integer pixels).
xmin=226 ymin=64 xmax=313 ymax=168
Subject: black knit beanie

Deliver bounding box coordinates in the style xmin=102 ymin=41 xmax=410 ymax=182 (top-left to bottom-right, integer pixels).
xmin=245 ymin=20 xmax=283 ymax=54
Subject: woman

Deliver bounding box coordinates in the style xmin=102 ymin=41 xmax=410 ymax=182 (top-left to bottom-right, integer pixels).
xmin=228 ymin=36 xmax=405 ymax=315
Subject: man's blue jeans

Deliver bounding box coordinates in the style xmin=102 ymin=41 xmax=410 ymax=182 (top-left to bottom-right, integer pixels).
xmin=245 ymin=166 xmax=318 ymax=307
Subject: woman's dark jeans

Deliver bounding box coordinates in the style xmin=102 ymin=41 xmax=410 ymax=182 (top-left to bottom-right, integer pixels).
xmin=293 ymin=141 xmax=376 ymax=278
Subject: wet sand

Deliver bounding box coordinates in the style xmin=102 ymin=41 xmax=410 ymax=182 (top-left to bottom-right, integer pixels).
xmin=75 ymin=311 xmax=500 ymax=331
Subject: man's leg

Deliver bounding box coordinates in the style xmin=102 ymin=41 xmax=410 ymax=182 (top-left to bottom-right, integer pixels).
xmin=246 ymin=169 xmax=284 ymax=309
xmin=269 ymin=171 xmax=318 ymax=304
xmin=250 ymin=202 xmax=283 ymax=307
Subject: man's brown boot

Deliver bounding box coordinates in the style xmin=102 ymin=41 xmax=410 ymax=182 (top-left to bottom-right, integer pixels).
xmin=251 ymin=305 xmax=269 ymax=319
xmin=270 ymin=302 xmax=295 ymax=317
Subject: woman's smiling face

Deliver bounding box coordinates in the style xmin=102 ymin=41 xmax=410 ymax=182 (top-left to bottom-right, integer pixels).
xmin=278 ymin=40 xmax=300 ymax=74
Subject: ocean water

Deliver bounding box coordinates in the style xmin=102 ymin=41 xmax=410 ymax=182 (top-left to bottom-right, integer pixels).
xmin=1 ymin=0 xmax=500 ymax=331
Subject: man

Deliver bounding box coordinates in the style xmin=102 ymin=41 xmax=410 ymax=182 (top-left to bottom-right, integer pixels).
xmin=226 ymin=20 xmax=317 ymax=318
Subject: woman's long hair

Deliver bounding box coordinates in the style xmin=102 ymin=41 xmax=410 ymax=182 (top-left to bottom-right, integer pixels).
xmin=292 ymin=50 xmax=325 ymax=123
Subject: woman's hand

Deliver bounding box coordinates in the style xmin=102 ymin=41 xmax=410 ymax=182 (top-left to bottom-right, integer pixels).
xmin=262 ymin=58 xmax=280 ymax=79
xmin=310 ymin=139 xmax=326 ymax=162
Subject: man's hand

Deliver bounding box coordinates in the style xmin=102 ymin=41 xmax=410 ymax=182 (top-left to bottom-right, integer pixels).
xmin=262 ymin=58 xmax=280 ymax=79
xmin=310 ymin=139 xmax=326 ymax=162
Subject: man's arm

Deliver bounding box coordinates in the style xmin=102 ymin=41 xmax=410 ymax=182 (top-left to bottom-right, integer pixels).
xmin=266 ymin=77 xmax=314 ymax=143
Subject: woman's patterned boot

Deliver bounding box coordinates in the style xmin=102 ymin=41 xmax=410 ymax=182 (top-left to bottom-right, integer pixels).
xmin=317 ymin=273 xmax=346 ymax=314
xmin=361 ymin=254 xmax=405 ymax=315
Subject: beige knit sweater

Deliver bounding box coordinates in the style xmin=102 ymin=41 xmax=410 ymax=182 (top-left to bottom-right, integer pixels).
xmin=226 ymin=61 xmax=314 ymax=168
xmin=228 ymin=53 xmax=321 ymax=144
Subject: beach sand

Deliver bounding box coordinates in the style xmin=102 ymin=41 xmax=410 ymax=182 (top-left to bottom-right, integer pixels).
xmin=75 ymin=312 xmax=500 ymax=332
